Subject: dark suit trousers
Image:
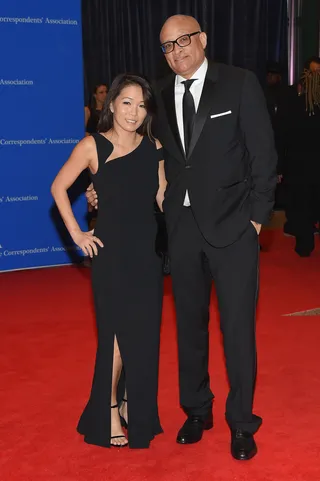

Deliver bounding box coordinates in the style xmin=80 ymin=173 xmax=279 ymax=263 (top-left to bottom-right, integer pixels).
xmin=168 ymin=207 xmax=262 ymax=433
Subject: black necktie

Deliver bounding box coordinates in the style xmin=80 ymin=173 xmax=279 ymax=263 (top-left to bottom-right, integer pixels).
xmin=182 ymin=79 xmax=196 ymax=157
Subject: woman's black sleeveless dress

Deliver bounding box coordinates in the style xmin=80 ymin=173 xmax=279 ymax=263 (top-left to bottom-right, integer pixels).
xmin=77 ymin=133 xmax=163 ymax=448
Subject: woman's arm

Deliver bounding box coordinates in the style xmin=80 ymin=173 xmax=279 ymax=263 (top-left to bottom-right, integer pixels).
xmin=51 ymin=137 xmax=103 ymax=257
xmin=84 ymin=106 xmax=90 ymax=127
xmin=155 ymin=139 xmax=167 ymax=212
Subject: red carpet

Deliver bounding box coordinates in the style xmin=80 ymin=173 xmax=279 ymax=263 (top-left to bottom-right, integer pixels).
xmin=1 ymin=230 xmax=320 ymax=481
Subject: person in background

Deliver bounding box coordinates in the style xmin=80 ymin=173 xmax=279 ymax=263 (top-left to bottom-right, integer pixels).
xmin=264 ymin=61 xmax=284 ymax=117
xmin=279 ymin=56 xmax=320 ymax=256
xmin=264 ymin=62 xmax=287 ymax=210
xmin=83 ymin=84 xmax=108 ymax=236
xmin=85 ymin=84 xmax=108 ymax=135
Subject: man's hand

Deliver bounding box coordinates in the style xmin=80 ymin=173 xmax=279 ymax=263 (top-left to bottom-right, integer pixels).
xmin=86 ymin=183 xmax=98 ymax=209
xmin=250 ymin=220 xmax=262 ymax=235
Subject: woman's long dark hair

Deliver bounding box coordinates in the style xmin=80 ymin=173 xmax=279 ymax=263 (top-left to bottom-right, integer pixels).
xmin=98 ymin=74 xmax=157 ymax=139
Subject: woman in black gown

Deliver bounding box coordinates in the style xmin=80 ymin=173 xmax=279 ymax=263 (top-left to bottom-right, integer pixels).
xmin=51 ymin=74 xmax=166 ymax=448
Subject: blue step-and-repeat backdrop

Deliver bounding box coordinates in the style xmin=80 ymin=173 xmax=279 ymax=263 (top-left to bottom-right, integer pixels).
xmin=0 ymin=2 xmax=87 ymax=272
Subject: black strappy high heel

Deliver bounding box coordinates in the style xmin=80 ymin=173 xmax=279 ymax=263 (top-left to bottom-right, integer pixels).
xmin=119 ymin=398 xmax=128 ymax=429
xmin=110 ymin=404 xmax=128 ymax=447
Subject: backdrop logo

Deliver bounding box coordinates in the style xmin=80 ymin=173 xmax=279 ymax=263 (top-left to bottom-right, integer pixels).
xmin=0 ymin=17 xmax=78 ymax=26
xmin=2 ymin=246 xmax=50 ymax=257
xmin=48 ymin=138 xmax=79 ymax=145
xmin=0 ymin=138 xmax=80 ymax=146
xmin=0 ymin=16 xmax=43 ymax=24
xmin=0 ymin=244 xmax=82 ymax=258
xmin=51 ymin=245 xmax=82 ymax=253
xmin=45 ymin=18 xmax=78 ymax=26
xmin=0 ymin=195 xmax=39 ymax=203
xmin=0 ymin=244 xmax=50 ymax=258
xmin=0 ymin=79 xmax=34 ymax=86
xmin=0 ymin=138 xmax=46 ymax=147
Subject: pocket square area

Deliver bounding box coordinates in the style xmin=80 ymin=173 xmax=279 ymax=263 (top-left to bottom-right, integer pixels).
xmin=210 ymin=110 xmax=232 ymax=119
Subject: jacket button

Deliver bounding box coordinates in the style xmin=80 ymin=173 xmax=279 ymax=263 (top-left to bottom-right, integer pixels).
xmin=185 ymin=165 xmax=192 ymax=169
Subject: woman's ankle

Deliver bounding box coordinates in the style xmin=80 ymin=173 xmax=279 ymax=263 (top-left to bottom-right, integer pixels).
xmin=119 ymin=401 xmax=128 ymax=420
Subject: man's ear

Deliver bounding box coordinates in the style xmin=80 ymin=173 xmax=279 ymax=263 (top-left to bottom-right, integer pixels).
xmin=200 ymin=32 xmax=207 ymax=50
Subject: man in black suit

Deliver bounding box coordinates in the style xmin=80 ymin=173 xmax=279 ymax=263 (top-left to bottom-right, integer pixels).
xmin=156 ymin=15 xmax=277 ymax=459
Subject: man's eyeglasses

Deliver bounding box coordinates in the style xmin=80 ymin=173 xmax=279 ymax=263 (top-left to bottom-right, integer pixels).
xmin=160 ymin=31 xmax=201 ymax=54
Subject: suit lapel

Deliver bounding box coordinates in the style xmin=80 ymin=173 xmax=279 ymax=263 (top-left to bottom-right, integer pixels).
xmin=161 ymin=79 xmax=185 ymax=163
xmin=187 ymin=63 xmax=219 ymax=160
xmin=159 ymin=62 xmax=219 ymax=162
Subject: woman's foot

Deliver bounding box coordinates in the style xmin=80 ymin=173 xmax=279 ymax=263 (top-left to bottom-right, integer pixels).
xmin=119 ymin=398 xmax=128 ymax=428
xmin=111 ymin=405 xmax=128 ymax=447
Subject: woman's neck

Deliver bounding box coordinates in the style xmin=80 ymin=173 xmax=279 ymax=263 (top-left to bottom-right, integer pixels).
xmin=107 ymin=128 xmax=140 ymax=147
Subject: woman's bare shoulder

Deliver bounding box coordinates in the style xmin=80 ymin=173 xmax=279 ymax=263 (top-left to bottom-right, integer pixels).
xmin=76 ymin=135 xmax=97 ymax=153
xmin=154 ymin=138 xmax=162 ymax=150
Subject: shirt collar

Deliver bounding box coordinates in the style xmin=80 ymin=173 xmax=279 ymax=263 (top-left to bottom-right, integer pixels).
xmin=175 ymin=58 xmax=208 ymax=86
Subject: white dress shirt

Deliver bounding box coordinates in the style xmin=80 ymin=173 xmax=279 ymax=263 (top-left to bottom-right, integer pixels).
xmin=175 ymin=58 xmax=208 ymax=206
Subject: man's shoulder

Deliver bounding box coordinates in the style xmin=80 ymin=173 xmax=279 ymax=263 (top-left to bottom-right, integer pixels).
xmin=153 ymin=74 xmax=174 ymax=94
xmin=153 ymin=62 xmax=252 ymax=92
xmin=210 ymin=61 xmax=253 ymax=82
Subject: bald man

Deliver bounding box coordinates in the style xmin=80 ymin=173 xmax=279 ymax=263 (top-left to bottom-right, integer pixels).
xmin=155 ymin=15 xmax=277 ymax=459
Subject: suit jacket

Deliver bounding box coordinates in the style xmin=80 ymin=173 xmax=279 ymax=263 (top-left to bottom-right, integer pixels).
xmin=154 ymin=61 xmax=277 ymax=247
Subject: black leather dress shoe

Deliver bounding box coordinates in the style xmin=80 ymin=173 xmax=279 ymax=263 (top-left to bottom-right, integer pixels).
xmin=176 ymin=413 xmax=213 ymax=444
xmin=231 ymin=430 xmax=257 ymax=460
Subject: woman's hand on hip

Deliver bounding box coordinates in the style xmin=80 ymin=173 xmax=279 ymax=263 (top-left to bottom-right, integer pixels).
xmin=71 ymin=229 xmax=104 ymax=257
